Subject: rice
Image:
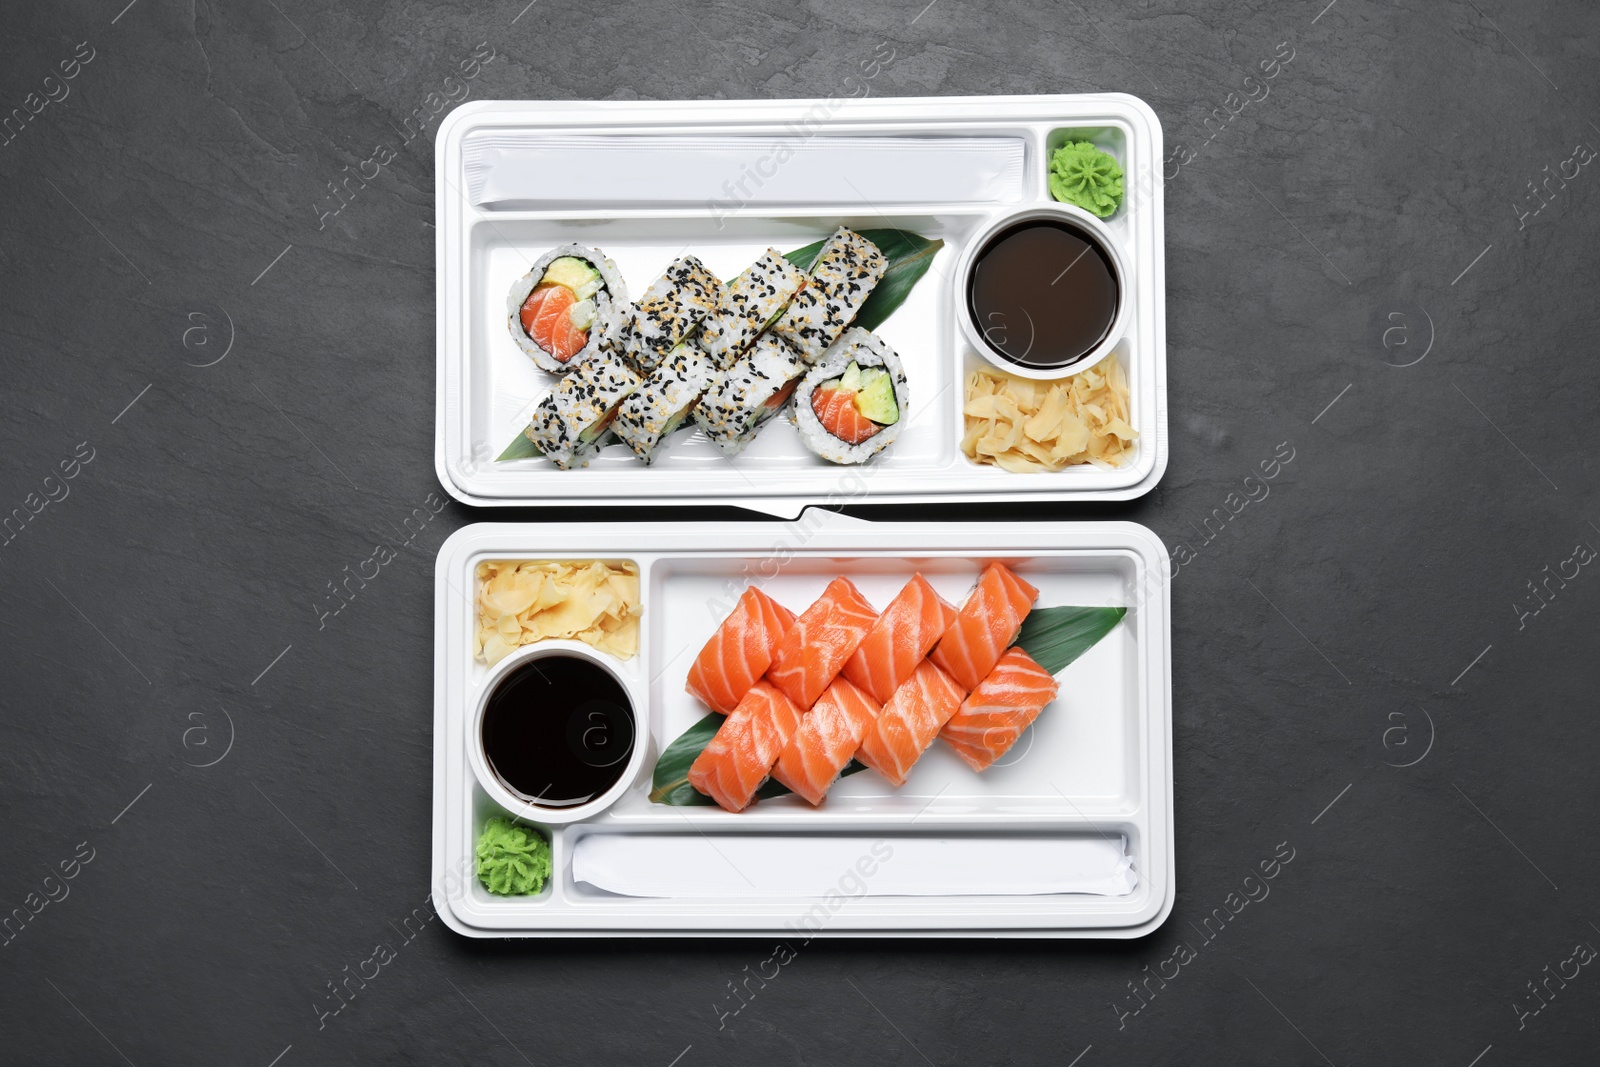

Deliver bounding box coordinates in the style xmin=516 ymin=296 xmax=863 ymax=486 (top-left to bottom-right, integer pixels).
xmin=623 ymin=255 xmax=724 ymax=375
xmin=522 ymin=339 xmax=641 ymax=469
xmin=770 ymin=227 xmax=888 ymax=362
xmin=695 ymin=249 xmax=807 ymax=366
xmin=613 ymin=342 xmax=721 ymax=464
xmin=692 ymin=334 xmax=806 ymax=456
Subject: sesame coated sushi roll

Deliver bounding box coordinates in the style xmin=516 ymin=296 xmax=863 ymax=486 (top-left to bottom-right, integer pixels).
xmin=695 ymin=250 xmax=807 ymax=366
xmin=521 ymin=340 xmax=641 ymax=469
xmin=792 ymin=328 xmax=908 ymax=465
xmin=692 ymin=334 xmax=806 ymax=456
xmin=770 ymin=227 xmax=888 ymax=362
xmin=507 ymin=244 xmax=628 ymax=374
xmin=623 ymin=255 xmax=724 ymax=375
xmin=612 ymin=342 xmax=721 ymax=464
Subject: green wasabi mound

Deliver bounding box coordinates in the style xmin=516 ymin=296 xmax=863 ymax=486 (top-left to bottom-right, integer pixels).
xmin=1048 ymin=141 xmax=1124 ymax=218
xmin=475 ymin=816 xmax=552 ymax=896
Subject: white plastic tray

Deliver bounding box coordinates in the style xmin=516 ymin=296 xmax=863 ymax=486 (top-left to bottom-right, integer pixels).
xmin=434 ymin=95 xmax=1168 ymax=517
xmin=431 ymin=515 xmax=1173 ymax=937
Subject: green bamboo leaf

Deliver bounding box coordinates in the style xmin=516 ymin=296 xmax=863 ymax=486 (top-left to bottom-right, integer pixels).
xmin=496 ymin=429 xmax=542 ymax=461
xmin=784 ymin=228 xmax=945 ymax=334
xmin=649 ymin=711 xmax=722 ymax=805
xmin=1014 ymin=606 xmax=1127 ymax=675
xmin=649 ymin=711 xmax=865 ymax=806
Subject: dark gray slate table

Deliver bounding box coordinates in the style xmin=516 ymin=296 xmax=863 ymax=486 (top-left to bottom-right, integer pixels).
xmin=3 ymin=0 xmax=1596 ymax=1063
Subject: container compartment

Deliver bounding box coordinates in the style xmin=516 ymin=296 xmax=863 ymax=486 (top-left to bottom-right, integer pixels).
xmin=436 ymin=96 xmax=1167 ymax=514
xmin=432 ymin=518 xmax=1173 ymax=936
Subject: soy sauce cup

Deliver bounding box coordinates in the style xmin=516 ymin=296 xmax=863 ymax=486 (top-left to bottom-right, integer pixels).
xmin=468 ymin=641 xmax=648 ymax=825
xmin=954 ymin=203 xmax=1133 ymax=380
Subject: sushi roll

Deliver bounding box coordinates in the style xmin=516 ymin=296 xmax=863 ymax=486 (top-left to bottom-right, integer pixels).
xmin=685 ymin=587 xmax=798 ymax=714
xmin=854 ymin=659 xmax=967 ymax=788
xmin=521 ymin=340 xmax=641 ymax=469
xmin=769 ymin=227 xmax=889 ymax=362
xmin=624 ymin=255 xmax=724 ymax=375
xmin=687 ymin=681 xmax=807 ymax=812
xmin=765 ymin=576 xmax=879 ymax=710
xmin=613 ymin=342 xmax=720 ymax=464
xmin=695 ymin=249 xmax=807 ymax=366
xmin=769 ymin=675 xmax=882 ymax=806
xmin=692 ymin=334 xmax=806 ymax=456
xmin=928 ymin=562 xmax=1039 ymax=691
xmin=840 ymin=573 xmax=958 ymax=704
xmin=792 ymin=328 xmax=908 ymax=465
xmin=507 ymin=244 xmax=628 ymax=374
xmin=939 ymin=647 xmax=1060 ymax=771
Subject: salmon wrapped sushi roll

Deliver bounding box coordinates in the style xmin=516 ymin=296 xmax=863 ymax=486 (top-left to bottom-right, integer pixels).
xmin=928 ymin=563 xmax=1040 ymax=691
xmin=688 ymin=681 xmax=807 ymax=812
xmin=854 ymin=660 xmax=966 ymax=787
xmin=940 ymin=647 xmax=1060 ymax=771
xmin=765 ymin=576 xmax=879 ymax=709
xmin=769 ymin=675 xmax=881 ymax=805
xmin=840 ymin=573 xmax=957 ymax=704
xmin=685 ymin=587 xmax=797 ymax=714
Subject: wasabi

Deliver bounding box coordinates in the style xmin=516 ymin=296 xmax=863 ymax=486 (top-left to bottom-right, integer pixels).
xmin=1048 ymin=141 xmax=1124 ymax=218
xmin=475 ymin=816 xmax=552 ymax=895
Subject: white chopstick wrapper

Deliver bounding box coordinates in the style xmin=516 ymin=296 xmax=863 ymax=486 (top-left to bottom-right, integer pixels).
xmin=572 ymin=834 xmax=1137 ymax=898
xmin=463 ymin=135 xmax=1026 ymax=209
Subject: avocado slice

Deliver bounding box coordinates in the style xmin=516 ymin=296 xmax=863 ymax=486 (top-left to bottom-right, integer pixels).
xmin=853 ymin=367 xmax=898 ymax=425
xmin=542 ymin=256 xmax=602 ymax=298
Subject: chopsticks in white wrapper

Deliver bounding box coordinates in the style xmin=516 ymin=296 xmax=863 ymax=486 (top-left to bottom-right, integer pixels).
xmin=571 ymin=833 xmax=1137 ymax=898
xmin=462 ymin=134 xmax=1026 ymax=209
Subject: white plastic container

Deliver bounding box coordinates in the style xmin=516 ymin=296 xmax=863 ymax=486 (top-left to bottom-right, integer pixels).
xmin=434 ymin=95 xmax=1168 ymax=516
xmin=432 ymin=515 xmax=1173 ymax=937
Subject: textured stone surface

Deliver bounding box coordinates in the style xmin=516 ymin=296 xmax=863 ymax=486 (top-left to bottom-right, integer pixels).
xmin=2 ymin=0 xmax=1598 ymax=1063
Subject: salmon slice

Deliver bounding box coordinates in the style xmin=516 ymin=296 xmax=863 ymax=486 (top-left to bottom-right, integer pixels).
xmin=769 ymin=675 xmax=881 ymax=805
xmin=685 ymin=587 xmax=798 ymax=714
xmin=520 ymin=284 xmax=588 ymax=363
xmin=927 ymin=563 xmax=1040 ymax=692
xmin=687 ymin=681 xmax=806 ymax=812
xmin=811 ymin=384 xmax=881 ymax=444
xmin=939 ymin=647 xmax=1060 ymax=771
xmin=765 ymin=576 xmax=879 ymax=709
xmin=854 ymin=660 xmax=966 ymax=787
xmin=840 ymin=573 xmax=958 ymax=704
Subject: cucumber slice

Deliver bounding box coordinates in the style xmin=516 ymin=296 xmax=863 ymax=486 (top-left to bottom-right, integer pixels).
xmin=838 ymin=360 xmax=863 ymax=393
xmin=569 ymin=298 xmax=597 ymax=331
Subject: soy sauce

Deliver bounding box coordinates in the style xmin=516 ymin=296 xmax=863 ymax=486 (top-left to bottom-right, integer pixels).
xmin=967 ymin=219 xmax=1120 ymax=370
xmin=481 ymin=655 xmax=636 ymax=808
